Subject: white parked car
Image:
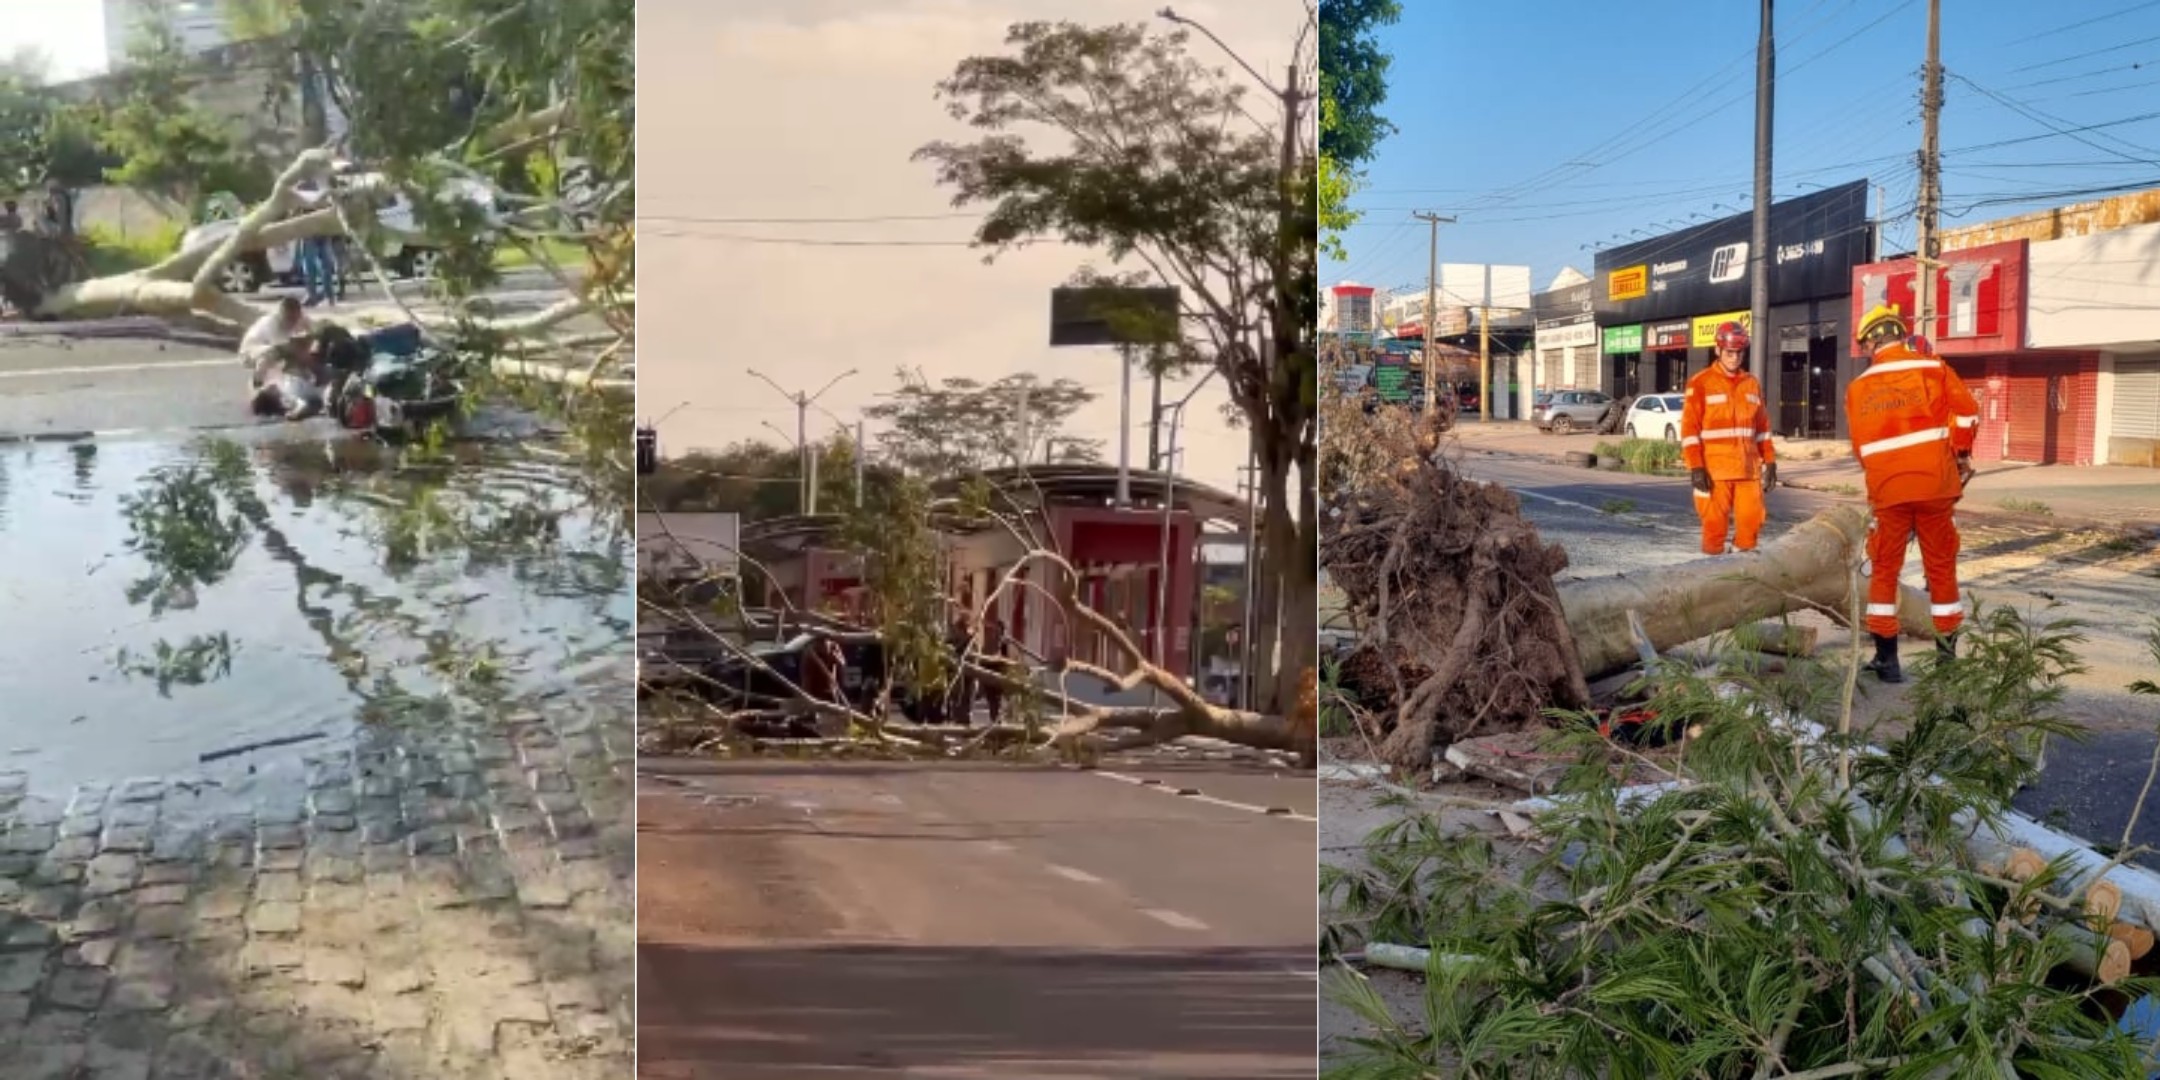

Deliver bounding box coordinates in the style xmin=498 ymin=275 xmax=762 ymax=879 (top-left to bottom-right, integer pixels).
xmin=180 ymin=168 xmax=503 ymax=294
xmin=1623 ymin=393 xmax=1689 ymax=442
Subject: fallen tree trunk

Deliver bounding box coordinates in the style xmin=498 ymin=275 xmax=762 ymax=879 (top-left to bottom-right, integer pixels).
xmin=1556 ymin=505 xmax=1938 ymax=682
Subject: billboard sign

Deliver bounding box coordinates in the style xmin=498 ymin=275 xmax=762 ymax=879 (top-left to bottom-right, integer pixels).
xmin=1849 ymin=239 xmax=2028 ymax=357
xmin=1049 ymin=286 xmax=1181 ymax=347
xmin=1593 ymin=180 xmax=1871 ymax=321
xmin=1602 ymin=324 xmax=1644 ymax=352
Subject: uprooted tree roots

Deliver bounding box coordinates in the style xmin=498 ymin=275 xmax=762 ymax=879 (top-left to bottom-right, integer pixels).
xmin=1321 ymin=405 xmax=1590 ymax=769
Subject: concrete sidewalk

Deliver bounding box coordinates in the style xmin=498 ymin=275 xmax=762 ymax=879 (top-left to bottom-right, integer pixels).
xmin=1445 ymin=417 xmax=2160 ymax=531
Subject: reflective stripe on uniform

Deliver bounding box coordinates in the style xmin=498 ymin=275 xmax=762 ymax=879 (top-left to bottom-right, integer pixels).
xmin=1931 ymin=602 xmax=1963 ymax=617
xmin=1866 ymin=603 xmax=1899 ymax=617
xmin=1697 ymin=426 xmax=1756 ymax=440
xmin=1693 ymin=488 xmax=1710 ymax=500
xmin=1747 ymin=393 xmax=1761 ymax=404
xmin=1705 ymin=394 xmax=1728 ymax=404
xmin=1854 ymin=359 xmax=1942 ymax=380
xmin=1952 ymin=415 xmax=1979 ymax=428
xmin=1681 ymin=436 xmax=1701 ymax=447
xmin=1857 ymin=426 xmax=1950 ymax=458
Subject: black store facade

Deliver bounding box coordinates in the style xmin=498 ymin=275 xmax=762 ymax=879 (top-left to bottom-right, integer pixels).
xmin=1593 ymin=180 xmax=1872 ymax=439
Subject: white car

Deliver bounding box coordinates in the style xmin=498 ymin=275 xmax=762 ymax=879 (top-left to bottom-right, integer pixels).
xmin=1623 ymin=393 xmax=1689 ymax=442
xmin=180 ymin=170 xmax=503 ymax=294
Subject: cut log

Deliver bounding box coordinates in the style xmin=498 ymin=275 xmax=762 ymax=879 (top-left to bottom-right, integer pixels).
xmin=1732 ymin=620 xmax=1819 ymax=658
xmin=2049 ymin=922 xmax=2134 ymax=985
xmin=1556 ymin=506 xmax=1939 ymax=681
xmin=2109 ymin=921 xmax=2156 ymax=960
xmin=1442 ymin=731 xmax=1571 ymax=795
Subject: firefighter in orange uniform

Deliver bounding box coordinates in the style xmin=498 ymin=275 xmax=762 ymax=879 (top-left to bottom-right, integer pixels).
xmin=1845 ymin=304 xmax=1981 ymax=683
xmin=1681 ymin=321 xmax=1777 ymax=555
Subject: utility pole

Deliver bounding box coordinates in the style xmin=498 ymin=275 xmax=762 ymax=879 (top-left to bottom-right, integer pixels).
xmin=1749 ymin=0 xmax=1774 ymax=377
xmin=1412 ymin=211 xmax=1456 ymax=414
xmin=747 ymin=367 xmax=856 ymax=516
xmin=854 ymin=418 xmax=866 ymax=509
xmin=1915 ymin=0 xmax=1943 ymax=337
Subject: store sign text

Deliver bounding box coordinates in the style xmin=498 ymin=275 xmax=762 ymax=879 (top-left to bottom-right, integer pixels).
xmin=1609 ymin=265 xmax=1648 ymax=301
xmin=1777 ymin=238 xmax=1826 ymax=265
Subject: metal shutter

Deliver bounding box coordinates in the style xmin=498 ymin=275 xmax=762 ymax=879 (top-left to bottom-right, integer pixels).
xmin=2115 ymin=358 xmax=2160 ymax=439
xmin=2007 ymin=360 xmax=2050 ymax=463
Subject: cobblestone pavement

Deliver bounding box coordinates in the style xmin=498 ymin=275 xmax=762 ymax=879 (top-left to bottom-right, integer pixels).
xmin=0 ymin=698 xmax=633 ymax=1079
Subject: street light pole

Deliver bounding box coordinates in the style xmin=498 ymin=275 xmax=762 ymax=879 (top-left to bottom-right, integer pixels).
xmin=1152 ymin=369 xmax=1220 ymax=687
xmin=747 ymin=367 xmax=857 ymax=516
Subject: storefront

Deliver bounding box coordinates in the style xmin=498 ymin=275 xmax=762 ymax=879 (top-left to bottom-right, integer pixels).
xmin=1851 ymin=239 xmax=2092 ymax=465
xmin=1593 ymin=180 xmax=1872 ymax=435
xmin=1645 ymin=319 xmax=1691 ymax=393
xmin=1603 ymin=323 xmax=1643 ymax=397
xmin=2021 ymin=220 xmax=2160 ymax=467
xmin=1531 ymin=280 xmax=1597 ymax=399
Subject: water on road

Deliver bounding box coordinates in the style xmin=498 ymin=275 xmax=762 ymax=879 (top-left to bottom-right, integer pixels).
xmin=0 ymin=434 xmax=630 ymax=793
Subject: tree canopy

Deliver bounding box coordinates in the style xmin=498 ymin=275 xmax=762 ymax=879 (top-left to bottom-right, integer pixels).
xmin=1318 ymin=0 xmax=1401 ymax=258
xmin=916 ymin=18 xmax=1317 ymax=714
xmin=863 ymin=370 xmax=1102 ymax=479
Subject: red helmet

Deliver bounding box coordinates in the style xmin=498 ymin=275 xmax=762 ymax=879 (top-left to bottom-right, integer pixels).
xmin=1715 ymin=321 xmax=1750 ymax=352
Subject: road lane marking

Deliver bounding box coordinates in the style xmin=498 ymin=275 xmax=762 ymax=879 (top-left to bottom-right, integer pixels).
xmin=1143 ymin=909 xmax=1210 ymax=931
xmin=982 ymin=840 xmax=1017 ymax=855
xmin=0 ymin=358 xmax=235 ymax=380
xmin=1509 ymin=487 xmax=1695 ymax=535
xmin=1045 ymin=864 xmax=1104 ymax=885
xmin=1092 ymin=770 xmax=1318 ymax=823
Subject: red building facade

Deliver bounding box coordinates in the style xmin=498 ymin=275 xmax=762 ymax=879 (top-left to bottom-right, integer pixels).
xmin=1850 ymin=240 xmax=2099 ymax=465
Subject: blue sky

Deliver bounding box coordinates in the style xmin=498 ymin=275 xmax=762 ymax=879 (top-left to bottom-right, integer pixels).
xmin=1326 ymin=0 xmax=2160 ymax=299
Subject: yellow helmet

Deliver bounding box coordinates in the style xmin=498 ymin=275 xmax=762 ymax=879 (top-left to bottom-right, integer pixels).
xmin=1856 ymin=304 xmax=1908 ymax=349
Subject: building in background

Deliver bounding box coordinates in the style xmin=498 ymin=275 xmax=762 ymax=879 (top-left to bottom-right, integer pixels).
xmin=1323 ymin=282 xmax=1379 ymax=345
xmin=1530 ymin=268 xmax=1596 ymax=404
xmin=103 ymin=0 xmax=232 ymax=69
xmin=1379 ymin=264 xmax=1534 ymax=418
xmin=1593 ymin=181 xmax=1873 ymax=439
xmin=1851 ymin=188 xmax=2160 ymax=467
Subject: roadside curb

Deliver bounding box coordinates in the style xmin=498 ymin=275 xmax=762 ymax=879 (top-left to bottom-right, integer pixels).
xmin=0 ymin=420 xmax=264 ymax=445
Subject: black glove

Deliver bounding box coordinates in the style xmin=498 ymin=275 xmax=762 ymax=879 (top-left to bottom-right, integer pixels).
xmin=1956 ymin=453 xmax=1975 ymax=488
xmin=1761 ymin=462 xmax=1778 ymax=490
xmin=1690 ymin=467 xmax=1712 ymax=494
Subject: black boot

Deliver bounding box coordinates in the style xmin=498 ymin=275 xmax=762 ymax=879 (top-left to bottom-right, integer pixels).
xmin=1866 ymin=634 xmax=1904 ymax=684
xmin=1937 ymin=632 xmax=1959 ymax=661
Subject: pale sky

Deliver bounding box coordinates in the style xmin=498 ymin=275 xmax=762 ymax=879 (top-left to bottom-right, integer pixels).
xmin=636 ymin=0 xmax=1308 ymax=495
xmin=0 ymin=0 xmax=109 ymax=81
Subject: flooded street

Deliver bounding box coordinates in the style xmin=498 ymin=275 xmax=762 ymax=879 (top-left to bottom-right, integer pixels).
xmin=0 ymin=434 xmax=631 ymax=794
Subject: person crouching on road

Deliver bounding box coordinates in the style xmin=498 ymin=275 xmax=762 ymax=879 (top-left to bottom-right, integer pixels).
xmin=1681 ymin=321 xmax=1778 ymax=555
xmin=1845 ymin=304 xmax=1981 ymax=683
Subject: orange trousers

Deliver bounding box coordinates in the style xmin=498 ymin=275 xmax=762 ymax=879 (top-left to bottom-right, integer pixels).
xmin=1866 ymin=497 xmax=1963 ymax=638
xmin=1695 ymin=477 xmax=1765 ymax=555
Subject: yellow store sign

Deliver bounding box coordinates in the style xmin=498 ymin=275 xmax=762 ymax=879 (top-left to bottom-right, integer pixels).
xmin=1691 ymin=311 xmax=1752 ymax=347
xmin=1608 ymin=265 xmax=1648 ymax=301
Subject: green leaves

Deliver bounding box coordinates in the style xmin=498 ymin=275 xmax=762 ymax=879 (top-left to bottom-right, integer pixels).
xmin=1324 ymin=604 xmax=2154 ymax=1077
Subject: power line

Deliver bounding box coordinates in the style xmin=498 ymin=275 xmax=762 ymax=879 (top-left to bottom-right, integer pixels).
xmin=1948 ymin=70 xmax=2160 ymax=164
xmin=640 ymin=212 xmax=979 ymax=225
xmin=642 ymin=228 xmax=983 ymax=248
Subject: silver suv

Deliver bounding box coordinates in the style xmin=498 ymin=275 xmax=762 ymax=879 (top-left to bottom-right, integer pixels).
xmin=1537 ymin=389 xmax=1615 ymax=434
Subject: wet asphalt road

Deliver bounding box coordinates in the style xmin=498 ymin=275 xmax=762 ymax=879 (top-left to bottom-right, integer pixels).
xmin=0 ymin=269 xmax=566 ymax=440
xmin=635 ymin=757 xmax=1317 ymax=1079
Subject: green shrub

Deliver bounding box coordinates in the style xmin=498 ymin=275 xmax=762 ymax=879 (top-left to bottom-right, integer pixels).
xmin=81 ymin=221 xmax=187 ymax=276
